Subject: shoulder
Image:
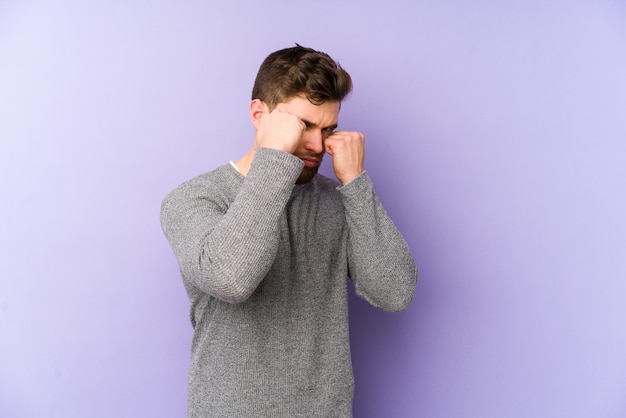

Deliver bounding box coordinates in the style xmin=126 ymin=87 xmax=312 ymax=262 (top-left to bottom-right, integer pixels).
xmin=161 ymin=164 xmax=241 ymax=214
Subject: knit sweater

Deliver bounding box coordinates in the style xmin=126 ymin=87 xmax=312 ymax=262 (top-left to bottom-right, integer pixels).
xmin=160 ymin=148 xmax=417 ymax=417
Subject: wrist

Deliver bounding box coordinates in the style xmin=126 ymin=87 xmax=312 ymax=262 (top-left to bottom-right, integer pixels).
xmin=337 ymin=169 xmax=363 ymax=186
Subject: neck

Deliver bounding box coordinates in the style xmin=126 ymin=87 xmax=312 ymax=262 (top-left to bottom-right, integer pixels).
xmin=233 ymin=146 xmax=257 ymax=177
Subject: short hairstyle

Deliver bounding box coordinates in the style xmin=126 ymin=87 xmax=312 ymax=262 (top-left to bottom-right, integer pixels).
xmin=251 ymin=44 xmax=353 ymax=109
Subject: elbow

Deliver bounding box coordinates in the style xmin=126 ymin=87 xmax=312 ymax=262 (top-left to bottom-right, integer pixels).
xmin=185 ymin=270 xmax=258 ymax=304
xmin=215 ymin=283 xmax=257 ymax=304
xmin=356 ymin=277 xmax=417 ymax=313
xmin=353 ymin=263 xmax=418 ymax=312
xmin=382 ymin=266 xmax=418 ymax=313
xmin=383 ymin=289 xmax=415 ymax=312
xmin=185 ymin=266 xmax=259 ymax=304
xmin=381 ymin=280 xmax=416 ymax=312
xmin=182 ymin=254 xmax=264 ymax=305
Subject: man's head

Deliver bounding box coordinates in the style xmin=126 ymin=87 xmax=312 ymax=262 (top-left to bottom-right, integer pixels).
xmin=249 ymin=45 xmax=353 ymax=184
xmin=251 ymin=44 xmax=352 ymax=110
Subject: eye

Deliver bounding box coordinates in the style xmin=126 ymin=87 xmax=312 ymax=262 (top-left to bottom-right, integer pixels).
xmin=321 ymin=128 xmax=334 ymax=139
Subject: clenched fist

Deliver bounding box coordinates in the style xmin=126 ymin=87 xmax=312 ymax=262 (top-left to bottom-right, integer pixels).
xmin=254 ymin=109 xmax=305 ymax=154
xmin=325 ymin=131 xmax=365 ymax=185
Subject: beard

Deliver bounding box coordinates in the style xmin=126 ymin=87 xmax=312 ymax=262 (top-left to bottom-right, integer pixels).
xmin=295 ymin=165 xmax=319 ymax=184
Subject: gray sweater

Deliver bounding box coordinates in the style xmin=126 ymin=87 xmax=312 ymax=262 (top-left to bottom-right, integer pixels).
xmin=160 ymin=148 xmax=417 ymax=417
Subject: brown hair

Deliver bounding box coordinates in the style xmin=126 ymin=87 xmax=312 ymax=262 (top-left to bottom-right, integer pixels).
xmin=251 ymin=44 xmax=353 ymax=109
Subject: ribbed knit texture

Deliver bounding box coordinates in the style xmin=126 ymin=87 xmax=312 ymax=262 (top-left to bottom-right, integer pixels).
xmin=160 ymin=148 xmax=417 ymax=417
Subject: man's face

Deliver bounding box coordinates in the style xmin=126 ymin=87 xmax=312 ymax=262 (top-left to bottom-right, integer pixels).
xmin=274 ymin=96 xmax=340 ymax=184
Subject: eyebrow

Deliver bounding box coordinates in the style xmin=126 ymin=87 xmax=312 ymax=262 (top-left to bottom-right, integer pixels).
xmin=302 ymin=119 xmax=338 ymax=131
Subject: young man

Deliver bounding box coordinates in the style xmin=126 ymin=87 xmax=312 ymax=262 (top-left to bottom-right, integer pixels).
xmin=161 ymin=45 xmax=417 ymax=417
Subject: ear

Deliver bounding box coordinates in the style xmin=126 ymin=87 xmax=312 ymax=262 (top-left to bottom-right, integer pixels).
xmin=250 ymin=99 xmax=268 ymax=129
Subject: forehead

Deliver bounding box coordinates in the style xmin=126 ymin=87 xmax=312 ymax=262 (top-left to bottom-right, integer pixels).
xmin=275 ymin=96 xmax=340 ymax=127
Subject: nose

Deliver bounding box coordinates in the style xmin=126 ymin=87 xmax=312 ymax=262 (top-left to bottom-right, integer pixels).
xmin=303 ymin=129 xmax=324 ymax=154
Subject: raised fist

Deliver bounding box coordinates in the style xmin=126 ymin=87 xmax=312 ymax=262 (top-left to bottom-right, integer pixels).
xmin=324 ymin=131 xmax=365 ymax=185
xmin=254 ymin=109 xmax=305 ymax=154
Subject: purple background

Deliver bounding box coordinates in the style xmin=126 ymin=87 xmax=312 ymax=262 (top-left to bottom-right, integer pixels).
xmin=1 ymin=1 xmax=625 ymax=417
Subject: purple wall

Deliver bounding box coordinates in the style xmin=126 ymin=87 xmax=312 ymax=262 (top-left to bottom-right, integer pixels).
xmin=1 ymin=1 xmax=625 ymax=417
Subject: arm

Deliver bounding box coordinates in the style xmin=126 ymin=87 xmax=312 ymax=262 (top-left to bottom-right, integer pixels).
xmin=340 ymin=172 xmax=417 ymax=312
xmin=325 ymin=130 xmax=416 ymax=312
xmin=160 ymin=148 xmax=303 ymax=304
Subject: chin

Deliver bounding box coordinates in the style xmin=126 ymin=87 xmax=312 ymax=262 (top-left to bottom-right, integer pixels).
xmin=295 ymin=167 xmax=318 ymax=184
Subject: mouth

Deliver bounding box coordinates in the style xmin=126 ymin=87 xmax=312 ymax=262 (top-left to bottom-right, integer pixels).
xmin=300 ymin=157 xmax=320 ymax=168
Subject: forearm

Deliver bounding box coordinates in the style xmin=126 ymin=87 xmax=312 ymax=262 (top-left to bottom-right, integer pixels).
xmin=161 ymin=148 xmax=303 ymax=303
xmin=340 ymin=172 xmax=417 ymax=312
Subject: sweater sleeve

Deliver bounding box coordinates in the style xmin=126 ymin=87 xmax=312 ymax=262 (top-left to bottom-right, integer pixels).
xmin=160 ymin=148 xmax=304 ymax=304
xmin=338 ymin=171 xmax=417 ymax=312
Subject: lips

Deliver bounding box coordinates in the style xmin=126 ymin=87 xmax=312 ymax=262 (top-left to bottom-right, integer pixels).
xmin=300 ymin=157 xmax=319 ymax=168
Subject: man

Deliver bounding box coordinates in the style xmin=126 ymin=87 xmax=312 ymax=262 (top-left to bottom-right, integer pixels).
xmin=161 ymin=45 xmax=417 ymax=417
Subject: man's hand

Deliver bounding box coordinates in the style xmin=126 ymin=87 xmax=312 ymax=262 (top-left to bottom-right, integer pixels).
xmin=325 ymin=131 xmax=365 ymax=185
xmin=254 ymin=109 xmax=305 ymax=154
